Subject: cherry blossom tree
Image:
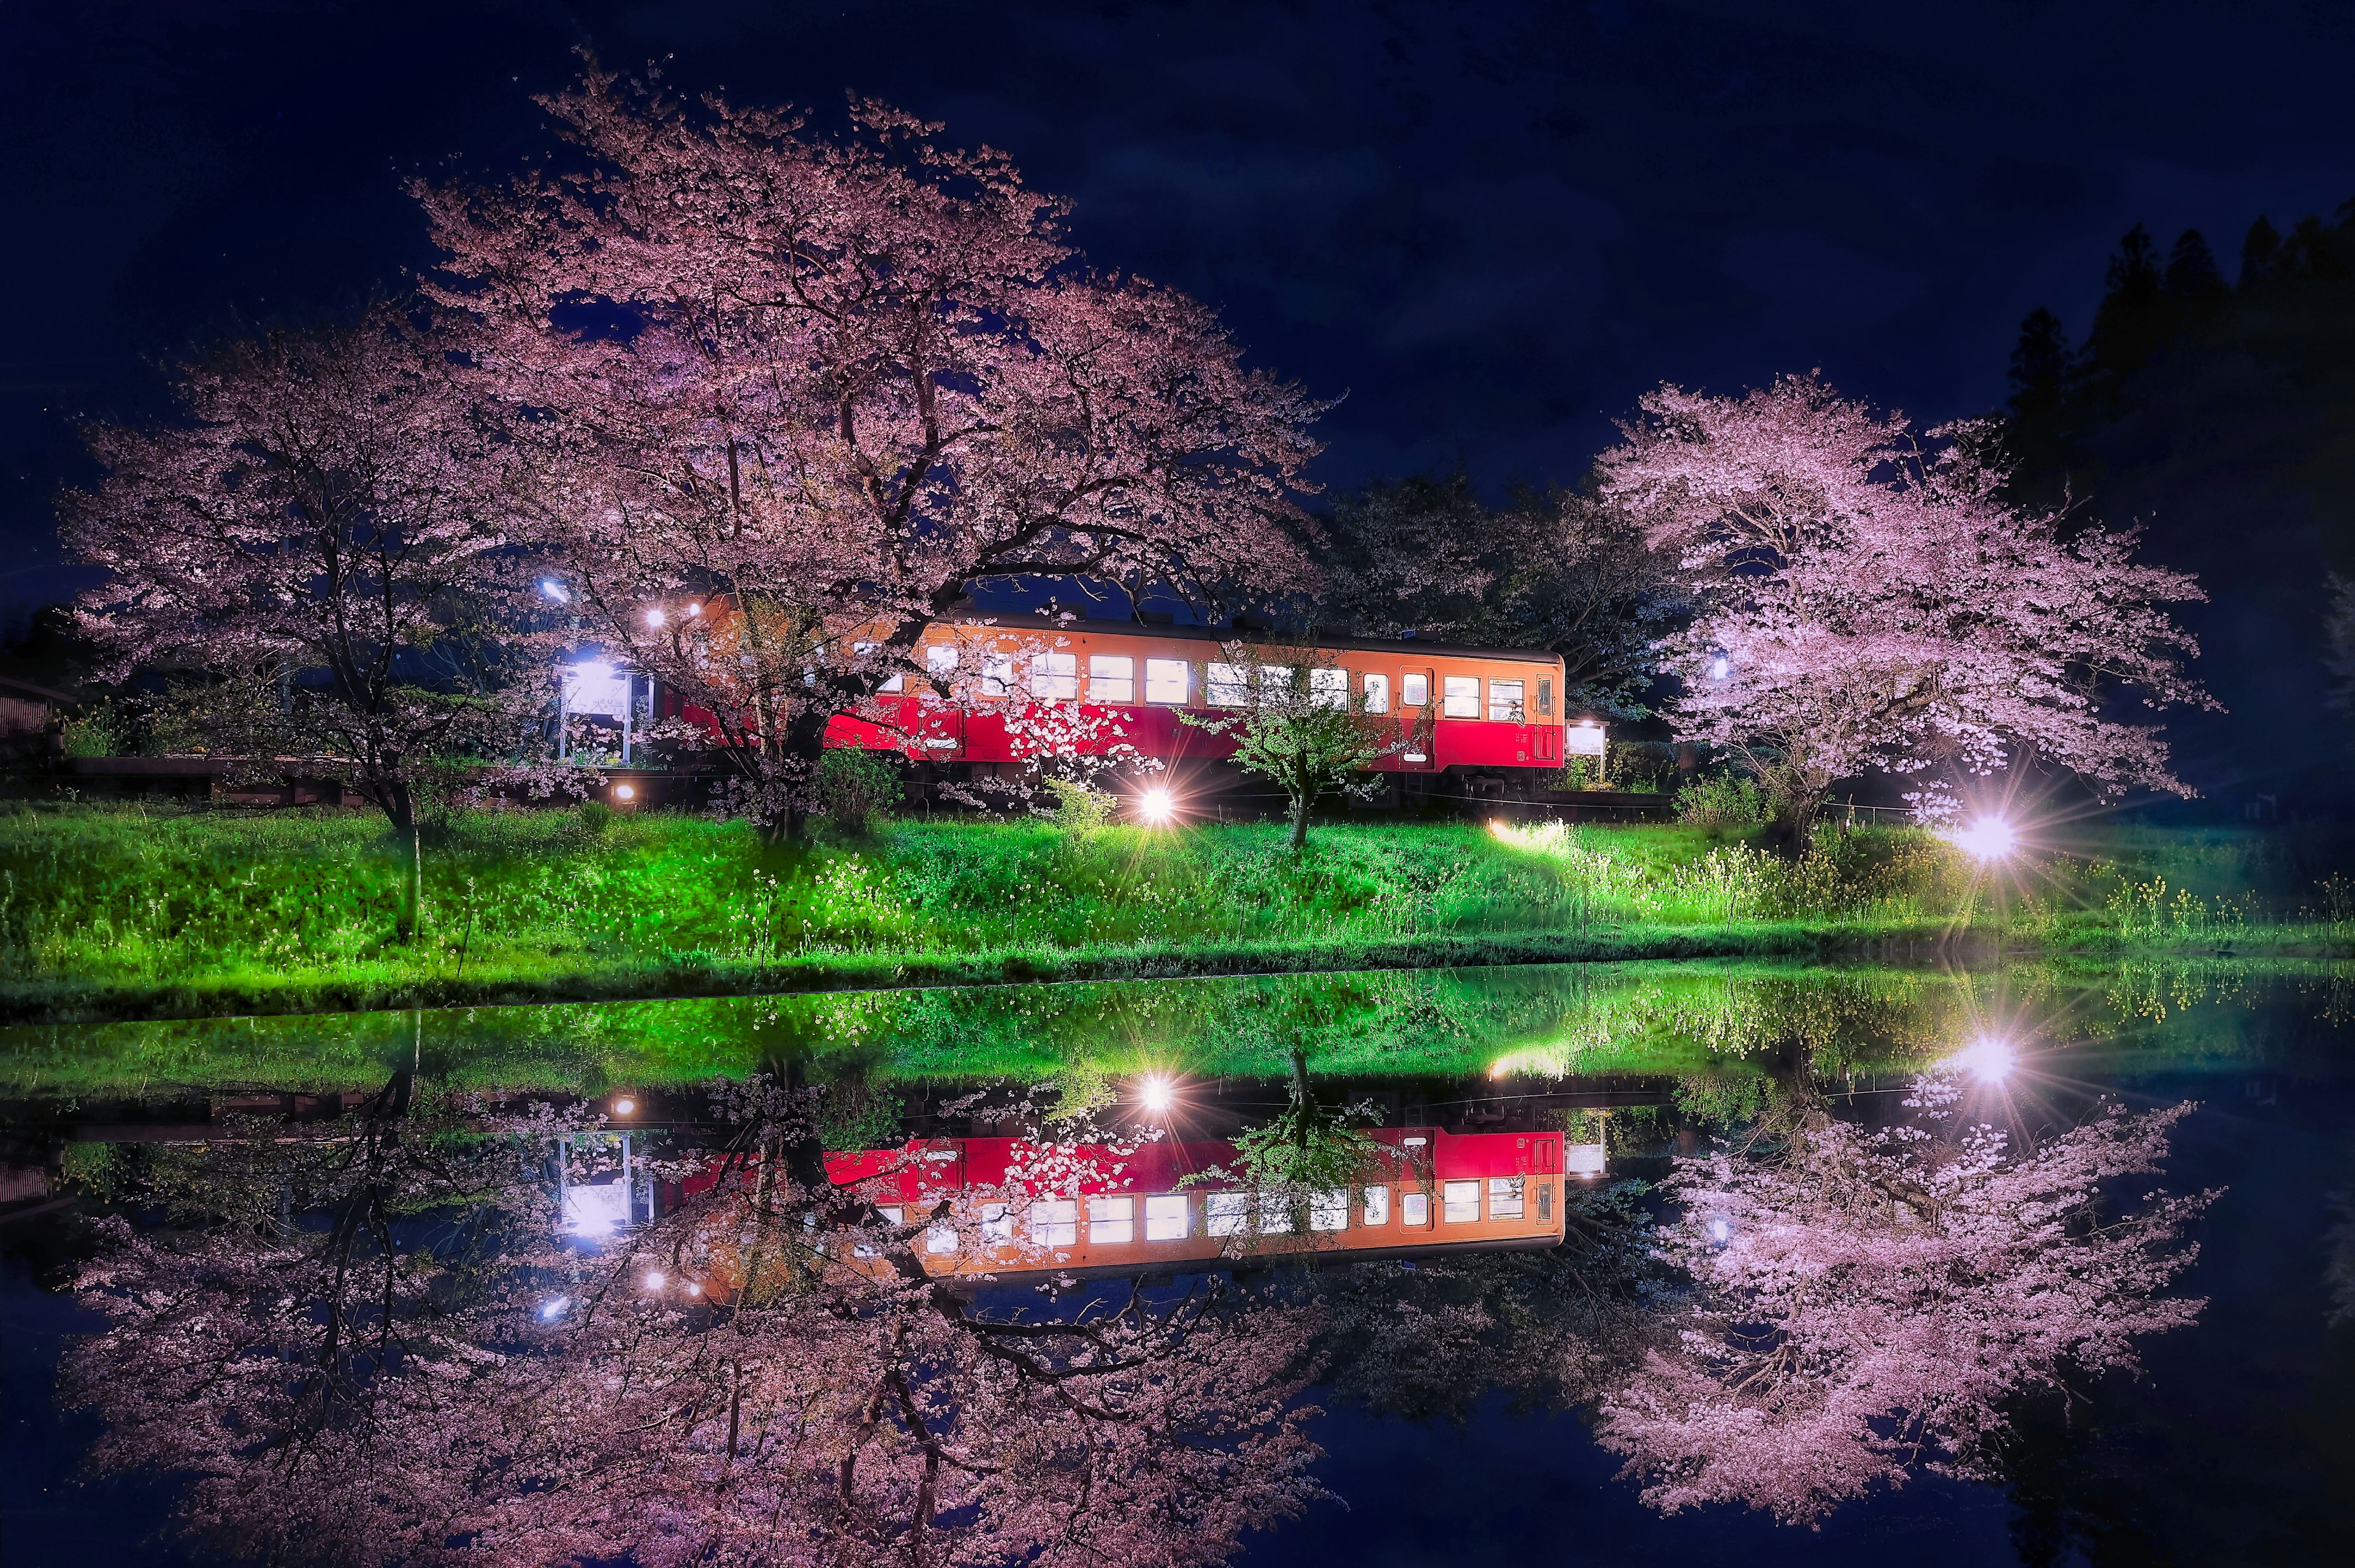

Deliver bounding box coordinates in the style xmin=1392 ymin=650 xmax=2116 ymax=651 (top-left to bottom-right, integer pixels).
xmin=63 ymin=1070 xmax=1329 ymax=1568
xmin=60 ymin=308 xmax=533 ymax=937
xmin=1593 ymin=1069 xmax=2216 ymax=1524
xmin=420 ymin=71 xmax=1323 ymax=840
xmin=1595 ymin=374 xmax=2215 ymax=841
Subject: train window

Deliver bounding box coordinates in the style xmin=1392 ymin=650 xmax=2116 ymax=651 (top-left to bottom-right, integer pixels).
xmin=981 ymin=1203 xmax=1014 ymax=1245
xmin=1207 ymin=662 xmax=1249 ymax=707
xmin=1487 ymin=679 xmax=1525 ymax=722
xmin=1442 ymin=676 xmax=1480 ymax=718
xmin=1259 ymin=664 xmax=1295 ymax=695
xmin=1401 ymin=1190 xmax=1430 ymax=1226
xmin=981 ymin=652 xmax=1014 ymax=698
xmin=1361 ymin=673 xmax=1390 ymax=713
xmin=1361 ymin=1185 xmax=1390 ymax=1226
xmin=876 ymin=1205 xmax=904 ymax=1226
xmin=1089 ymin=655 xmax=1135 ymax=703
xmin=1145 ymin=658 xmax=1190 ymax=704
xmin=1088 ymin=1195 xmax=1135 ymax=1244
xmin=857 ymin=1204 xmax=904 ymax=1258
xmin=1030 ymin=652 xmax=1078 ymax=701
xmin=1310 ymin=1189 xmax=1349 ymax=1231
xmin=1146 ymin=1193 xmax=1190 ymax=1239
xmin=1401 ymin=672 xmax=1429 ymax=707
xmin=1308 ymin=668 xmax=1349 ymax=709
xmin=1536 ymin=677 xmax=1553 ymax=717
xmin=1258 ymin=1196 xmax=1297 ymax=1234
xmin=1029 ymin=1198 xmax=1078 ymax=1247
xmin=1489 ymin=1177 xmax=1525 ymax=1220
xmin=1442 ymin=1179 xmax=1481 ymax=1222
xmin=1536 ymin=1182 xmax=1552 ymax=1220
xmin=926 ymin=644 xmax=960 ymax=675
xmin=925 ymin=1222 xmax=959 ymax=1254
xmin=1206 ymin=1192 xmax=1250 ymax=1236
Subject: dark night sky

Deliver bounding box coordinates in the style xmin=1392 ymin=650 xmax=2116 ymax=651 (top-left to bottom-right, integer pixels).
xmin=7 ymin=0 xmax=2354 ymax=628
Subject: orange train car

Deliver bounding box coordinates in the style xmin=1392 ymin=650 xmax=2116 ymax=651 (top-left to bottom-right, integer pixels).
xmin=668 ymin=1128 xmax=1571 ymax=1291
xmin=656 ymin=612 xmax=1588 ymax=782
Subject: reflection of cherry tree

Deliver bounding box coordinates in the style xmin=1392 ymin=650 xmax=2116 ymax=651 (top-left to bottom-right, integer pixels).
xmin=1595 ymin=1073 xmax=2215 ymax=1524
xmin=63 ymin=1073 xmax=1328 ymax=1568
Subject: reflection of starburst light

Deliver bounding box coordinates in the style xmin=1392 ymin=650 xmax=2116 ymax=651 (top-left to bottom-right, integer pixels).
xmin=1950 ymin=1036 xmax=2016 ymax=1084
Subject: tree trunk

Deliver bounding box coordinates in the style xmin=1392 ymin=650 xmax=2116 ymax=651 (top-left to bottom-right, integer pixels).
xmin=1289 ymin=795 xmax=1311 ymax=851
xmin=383 ymin=781 xmax=423 ymax=944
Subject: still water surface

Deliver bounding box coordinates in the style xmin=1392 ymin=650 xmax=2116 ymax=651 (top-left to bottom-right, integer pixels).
xmin=1 ymin=960 xmax=2349 ymax=1566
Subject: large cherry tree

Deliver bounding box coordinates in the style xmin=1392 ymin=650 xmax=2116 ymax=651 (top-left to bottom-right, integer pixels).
xmin=61 ymin=309 xmax=531 ymax=937
xmin=1595 ymin=374 xmax=2215 ymax=839
xmin=420 ymin=74 xmax=1323 ymax=837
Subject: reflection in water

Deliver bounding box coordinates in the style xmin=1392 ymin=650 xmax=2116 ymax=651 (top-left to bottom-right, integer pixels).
xmin=29 ymin=1000 xmax=2218 ymax=1565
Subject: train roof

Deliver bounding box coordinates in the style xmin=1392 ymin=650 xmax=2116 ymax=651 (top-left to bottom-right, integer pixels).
xmin=940 ymin=611 xmax=1566 ymax=666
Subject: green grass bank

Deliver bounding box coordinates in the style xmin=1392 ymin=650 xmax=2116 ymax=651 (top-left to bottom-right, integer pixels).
xmin=2 ymin=803 xmax=2349 ymax=1023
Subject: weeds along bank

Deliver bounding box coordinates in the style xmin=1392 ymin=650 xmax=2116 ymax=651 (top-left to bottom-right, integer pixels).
xmin=0 ymin=804 xmax=2346 ymax=1022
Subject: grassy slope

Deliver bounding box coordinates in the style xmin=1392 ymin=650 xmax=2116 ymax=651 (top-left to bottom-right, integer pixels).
xmin=1 ymin=803 xmax=2345 ymax=1023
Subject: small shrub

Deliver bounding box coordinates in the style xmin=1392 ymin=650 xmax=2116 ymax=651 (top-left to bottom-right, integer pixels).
xmin=575 ymin=799 xmax=615 ymax=835
xmin=59 ymin=702 xmax=120 ymax=759
xmin=1677 ymin=774 xmax=1770 ymax=831
xmin=1043 ymin=778 xmax=1115 ymax=833
xmin=819 ymin=748 xmax=903 ymax=836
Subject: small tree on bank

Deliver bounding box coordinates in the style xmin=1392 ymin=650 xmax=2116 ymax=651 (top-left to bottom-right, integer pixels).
xmin=1595 ymin=374 xmax=2215 ymax=843
xmin=1180 ymin=644 xmax=1403 ymax=849
xmin=61 ymin=310 xmax=527 ymax=940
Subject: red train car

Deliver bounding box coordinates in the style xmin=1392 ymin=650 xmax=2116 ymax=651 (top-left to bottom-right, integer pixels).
xmin=667 ymin=1128 xmax=1570 ymax=1296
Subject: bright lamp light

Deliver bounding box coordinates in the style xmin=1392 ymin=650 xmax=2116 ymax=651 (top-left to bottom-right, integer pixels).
xmin=1946 ymin=816 xmax=2018 ymax=863
xmin=1139 ymin=1076 xmax=1176 ymax=1114
xmin=612 ymin=1096 xmax=636 ymax=1116
xmin=643 ymin=1271 xmax=666 ymax=1291
xmin=1138 ymin=787 xmax=1176 ymax=824
xmin=645 ymin=607 xmax=667 ymax=628
xmin=540 ymin=579 xmax=571 ymax=604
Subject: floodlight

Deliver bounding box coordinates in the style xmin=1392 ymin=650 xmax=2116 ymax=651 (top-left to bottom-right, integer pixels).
xmin=646 ymin=608 xmax=667 ymax=628
xmin=1138 ymin=787 xmax=1176 ymax=824
xmin=540 ymin=579 xmax=571 ymax=604
xmin=613 ymin=784 xmax=635 ymax=801
xmin=1139 ymin=1076 xmax=1176 ymax=1114
xmin=1951 ymin=1036 xmax=2016 ymax=1084
xmin=612 ymin=1096 xmax=637 ymax=1116
xmin=643 ymin=1271 xmax=666 ymax=1291
xmin=1946 ymin=816 xmax=2018 ymax=863
xmin=540 ymin=1296 xmax=570 ymax=1320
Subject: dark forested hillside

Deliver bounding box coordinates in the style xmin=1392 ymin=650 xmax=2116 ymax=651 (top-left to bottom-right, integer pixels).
xmin=2002 ymin=204 xmax=2355 ymax=814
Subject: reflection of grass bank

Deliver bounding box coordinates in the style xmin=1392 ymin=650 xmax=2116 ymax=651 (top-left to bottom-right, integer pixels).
xmin=2 ymin=957 xmax=2334 ymax=1101
xmin=4 ymin=805 xmax=2349 ymax=1024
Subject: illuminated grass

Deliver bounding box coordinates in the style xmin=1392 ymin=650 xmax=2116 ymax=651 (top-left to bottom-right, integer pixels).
xmin=0 ymin=803 xmax=2346 ymax=1023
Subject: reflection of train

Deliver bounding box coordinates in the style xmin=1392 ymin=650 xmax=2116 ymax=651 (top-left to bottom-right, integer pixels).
xmin=645 ymin=612 xmax=1595 ymax=797
xmin=667 ymin=1128 xmax=1570 ymax=1293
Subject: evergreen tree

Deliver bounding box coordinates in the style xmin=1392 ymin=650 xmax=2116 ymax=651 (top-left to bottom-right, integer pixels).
xmin=2163 ymin=229 xmax=2229 ymax=331
xmin=2238 ymin=215 xmax=2281 ymax=288
xmin=2079 ymin=224 xmax=2170 ymax=407
xmin=2002 ymin=307 xmax=2077 ymax=503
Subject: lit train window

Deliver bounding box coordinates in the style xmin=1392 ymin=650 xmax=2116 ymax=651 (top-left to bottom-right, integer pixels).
xmin=1487 ymin=680 xmax=1524 ymax=722
xmin=1442 ymin=1179 xmax=1481 ymax=1222
xmin=1442 ymin=677 xmax=1480 ymax=718
xmin=1362 ymin=673 xmax=1390 ymax=713
xmin=926 ymin=645 xmax=960 ymax=675
xmin=1489 ymin=1177 xmax=1525 ymax=1219
xmin=1207 ymin=662 xmax=1249 ymax=706
xmin=981 ymin=653 xmax=1014 ymax=698
xmin=1088 ymin=1195 xmax=1135 ymax=1243
xmin=1206 ymin=1193 xmax=1249 ymax=1236
xmin=1259 ymin=664 xmax=1295 ymax=695
xmin=1029 ymin=1198 xmax=1078 ymax=1247
xmin=1089 ymin=655 xmax=1134 ymax=702
xmin=981 ymin=1203 xmax=1013 ymax=1244
xmin=1401 ymin=673 xmax=1429 ymax=707
xmin=1310 ymin=1189 xmax=1349 ymax=1231
xmin=1145 ymin=659 xmax=1190 ymax=703
xmin=1146 ymin=1193 xmax=1190 ymax=1239
xmin=1401 ymin=1191 xmax=1430 ymax=1226
xmin=1030 ymin=652 xmax=1078 ymax=701
xmin=1258 ymin=1196 xmax=1296 ymax=1234
xmin=1361 ymin=1185 xmax=1390 ymax=1225
xmin=925 ymin=1223 xmax=958 ymax=1254
xmin=1536 ymin=677 xmax=1553 ymax=717
xmin=1308 ymin=668 xmax=1348 ymax=709
xmin=1536 ymin=1182 xmax=1552 ymax=1221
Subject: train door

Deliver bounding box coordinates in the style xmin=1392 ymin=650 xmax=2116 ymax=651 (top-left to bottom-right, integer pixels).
xmin=1399 ymin=667 xmax=1437 ymax=768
